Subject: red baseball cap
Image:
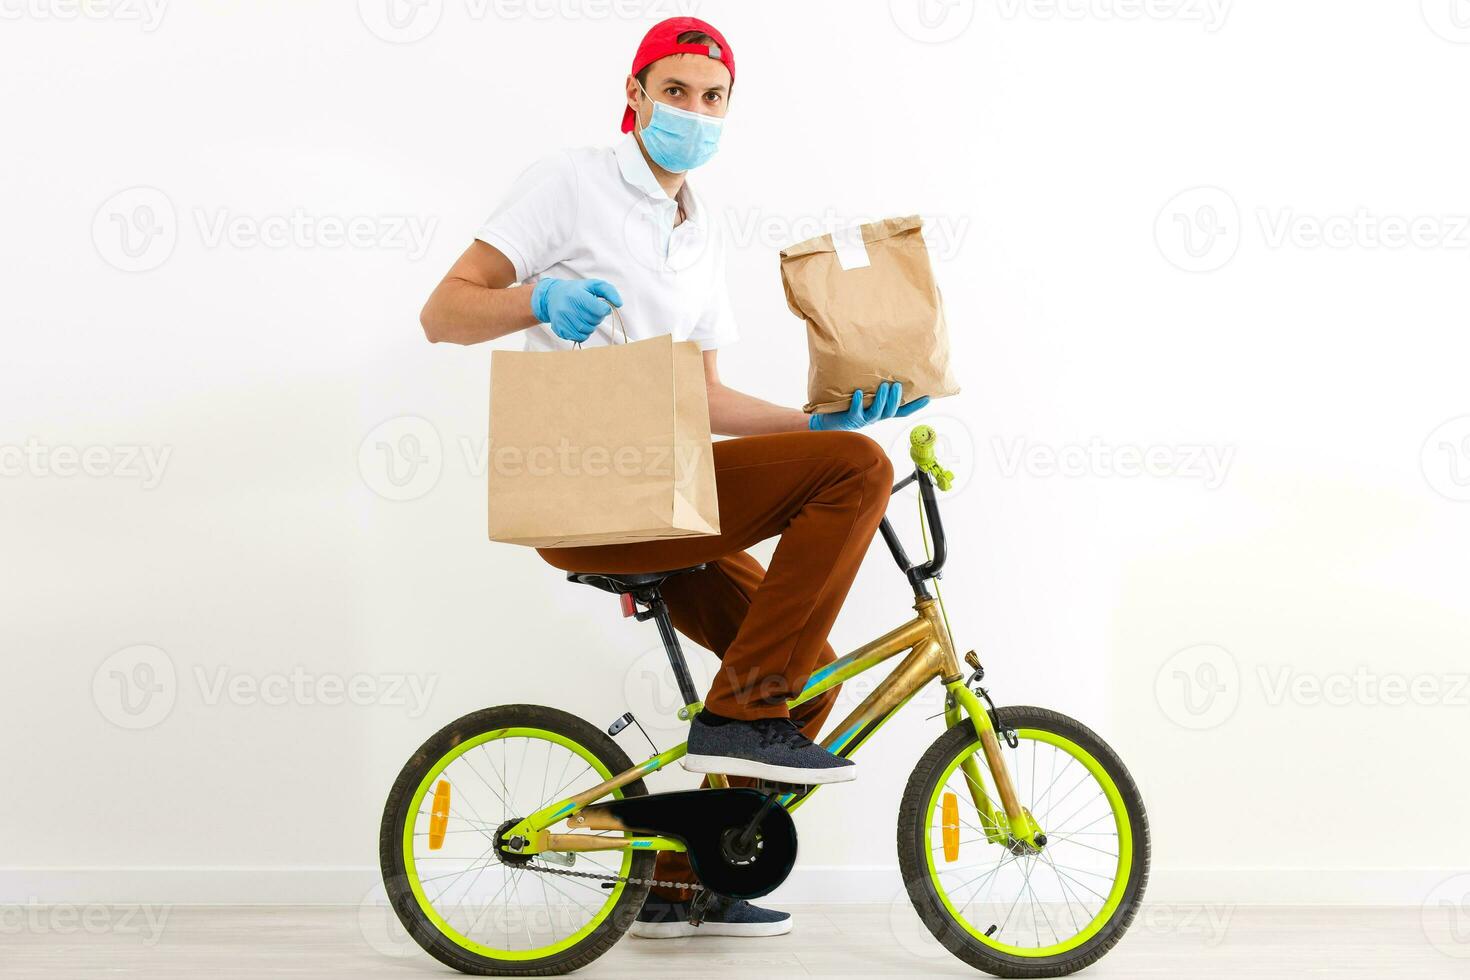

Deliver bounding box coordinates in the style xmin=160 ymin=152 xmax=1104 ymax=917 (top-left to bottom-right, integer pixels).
xmin=620 ymin=17 xmax=735 ymax=134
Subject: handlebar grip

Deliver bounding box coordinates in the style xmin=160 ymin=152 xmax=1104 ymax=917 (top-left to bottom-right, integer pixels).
xmin=908 ymin=426 xmax=954 ymax=491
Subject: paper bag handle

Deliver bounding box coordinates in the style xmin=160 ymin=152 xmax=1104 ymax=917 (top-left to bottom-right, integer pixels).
xmin=573 ymin=300 xmax=629 ymax=349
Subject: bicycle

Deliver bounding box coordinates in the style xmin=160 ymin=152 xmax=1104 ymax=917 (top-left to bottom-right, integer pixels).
xmin=378 ymin=425 xmax=1150 ymax=977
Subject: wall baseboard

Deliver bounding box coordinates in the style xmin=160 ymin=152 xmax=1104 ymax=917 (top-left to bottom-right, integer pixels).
xmin=2 ymin=865 xmax=1459 ymax=906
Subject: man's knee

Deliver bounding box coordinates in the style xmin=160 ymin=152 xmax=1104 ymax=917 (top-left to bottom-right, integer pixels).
xmin=813 ymin=430 xmax=894 ymax=489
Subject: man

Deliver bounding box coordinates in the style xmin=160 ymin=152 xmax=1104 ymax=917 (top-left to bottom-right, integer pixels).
xmin=420 ymin=17 xmax=926 ymax=938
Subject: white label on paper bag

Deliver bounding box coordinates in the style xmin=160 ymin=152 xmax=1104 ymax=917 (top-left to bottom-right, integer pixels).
xmin=831 ymin=224 xmax=871 ymax=271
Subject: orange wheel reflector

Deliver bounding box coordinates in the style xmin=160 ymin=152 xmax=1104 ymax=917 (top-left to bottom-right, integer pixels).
xmin=429 ymin=780 xmax=451 ymax=850
xmin=941 ymin=792 xmax=960 ymax=862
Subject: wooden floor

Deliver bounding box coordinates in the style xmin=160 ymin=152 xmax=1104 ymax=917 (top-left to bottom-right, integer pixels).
xmin=2 ymin=904 xmax=1462 ymax=978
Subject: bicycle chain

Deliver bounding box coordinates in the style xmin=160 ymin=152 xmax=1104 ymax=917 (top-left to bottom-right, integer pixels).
xmin=518 ymin=859 xmax=705 ymax=893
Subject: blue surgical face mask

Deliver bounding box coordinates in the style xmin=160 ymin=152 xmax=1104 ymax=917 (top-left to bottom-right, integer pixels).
xmin=635 ymin=81 xmax=724 ymax=174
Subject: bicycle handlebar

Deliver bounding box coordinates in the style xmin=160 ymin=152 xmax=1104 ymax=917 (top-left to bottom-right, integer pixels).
xmin=880 ymin=425 xmax=951 ymax=596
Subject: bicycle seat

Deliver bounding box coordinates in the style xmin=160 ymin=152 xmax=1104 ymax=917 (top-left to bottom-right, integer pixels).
xmin=566 ymin=564 xmax=706 ymax=596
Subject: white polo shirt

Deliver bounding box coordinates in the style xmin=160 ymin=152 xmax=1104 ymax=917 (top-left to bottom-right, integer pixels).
xmin=476 ymin=134 xmax=739 ymax=352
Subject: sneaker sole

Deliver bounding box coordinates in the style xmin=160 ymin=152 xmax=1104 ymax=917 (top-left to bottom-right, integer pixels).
xmin=681 ymin=753 xmax=856 ymax=784
xmin=628 ymin=918 xmax=793 ymax=939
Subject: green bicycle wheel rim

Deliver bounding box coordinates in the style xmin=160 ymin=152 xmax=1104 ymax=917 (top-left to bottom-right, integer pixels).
xmin=401 ymin=726 xmax=632 ymax=961
xmin=923 ymin=727 xmax=1133 ymax=958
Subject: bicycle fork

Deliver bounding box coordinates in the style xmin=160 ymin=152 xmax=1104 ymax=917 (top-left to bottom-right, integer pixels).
xmin=945 ymin=681 xmax=1046 ymax=850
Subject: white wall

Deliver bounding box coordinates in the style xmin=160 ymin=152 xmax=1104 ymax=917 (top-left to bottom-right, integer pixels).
xmin=3 ymin=0 xmax=1468 ymax=908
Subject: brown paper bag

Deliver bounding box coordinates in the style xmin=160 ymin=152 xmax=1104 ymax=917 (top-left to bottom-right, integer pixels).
xmin=780 ymin=214 xmax=960 ymax=414
xmin=487 ymin=333 xmax=720 ymax=548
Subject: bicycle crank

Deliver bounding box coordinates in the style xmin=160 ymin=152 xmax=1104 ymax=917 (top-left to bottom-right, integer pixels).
xmin=569 ymin=788 xmax=797 ymax=899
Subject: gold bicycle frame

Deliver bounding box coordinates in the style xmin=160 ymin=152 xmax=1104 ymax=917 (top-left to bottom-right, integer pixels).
xmin=505 ymin=593 xmax=1041 ymax=856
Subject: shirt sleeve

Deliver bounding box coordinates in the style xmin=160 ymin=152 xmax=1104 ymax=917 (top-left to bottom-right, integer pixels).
xmin=688 ymin=231 xmax=740 ymax=351
xmin=475 ymin=152 xmax=578 ymax=283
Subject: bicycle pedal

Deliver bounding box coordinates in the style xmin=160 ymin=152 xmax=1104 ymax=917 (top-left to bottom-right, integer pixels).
xmin=754 ymin=780 xmax=811 ymax=796
xmin=687 ymin=890 xmax=716 ymax=927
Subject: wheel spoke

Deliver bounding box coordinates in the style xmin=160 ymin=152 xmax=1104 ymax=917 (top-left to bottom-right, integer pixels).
xmin=924 ymin=722 xmax=1135 ymax=954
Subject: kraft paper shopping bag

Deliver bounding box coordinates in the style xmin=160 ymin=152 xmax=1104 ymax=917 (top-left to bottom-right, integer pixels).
xmin=780 ymin=214 xmax=960 ymax=414
xmin=487 ymin=333 xmax=720 ymax=548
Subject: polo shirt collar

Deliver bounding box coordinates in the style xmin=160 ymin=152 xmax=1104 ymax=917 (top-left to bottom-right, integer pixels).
xmin=615 ymin=133 xmax=704 ymax=227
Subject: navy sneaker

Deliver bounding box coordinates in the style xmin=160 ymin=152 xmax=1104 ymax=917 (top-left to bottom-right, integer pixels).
xmin=629 ymin=893 xmax=792 ymax=939
xmin=682 ymin=712 xmax=856 ymax=784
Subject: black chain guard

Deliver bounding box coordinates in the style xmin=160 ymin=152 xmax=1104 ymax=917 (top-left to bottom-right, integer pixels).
xmin=599 ymin=788 xmax=797 ymax=899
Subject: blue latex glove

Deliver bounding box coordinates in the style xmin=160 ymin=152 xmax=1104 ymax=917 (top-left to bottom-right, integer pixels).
xmin=809 ymin=381 xmax=930 ymax=431
xmin=531 ymin=278 xmax=624 ymax=343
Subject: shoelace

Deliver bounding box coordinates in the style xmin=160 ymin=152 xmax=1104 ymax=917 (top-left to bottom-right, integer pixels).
xmin=752 ymin=717 xmax=806 ymax=750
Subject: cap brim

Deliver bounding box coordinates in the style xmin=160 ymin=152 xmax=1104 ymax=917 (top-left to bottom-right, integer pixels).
xmin=620 ymin=105 xmax=635 ymax=134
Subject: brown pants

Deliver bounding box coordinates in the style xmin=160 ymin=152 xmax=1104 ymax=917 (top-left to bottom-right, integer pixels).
xmin=538 ymin=430 xmax=895 ymax=896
